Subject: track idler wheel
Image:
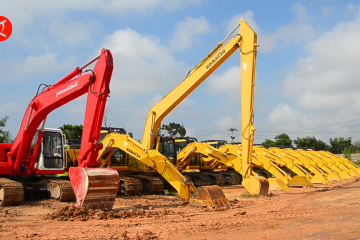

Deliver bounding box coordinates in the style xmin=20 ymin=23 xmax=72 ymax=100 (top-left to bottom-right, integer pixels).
xmin=242 ymin=176 xmax=269 ymax=196
xmin=189 ymin=185 xmax=230 ymax=209
xmin=69 ymin=167 xmax=120 ymax=210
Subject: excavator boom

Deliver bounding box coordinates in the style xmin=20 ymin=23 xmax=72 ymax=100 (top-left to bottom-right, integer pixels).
xmin=98 ymin=133 xmax=230 ymax=209
xmin=3 ymin=49 xmax=119 ymax=209
xmin=141 ymin=20 xmax=268 ymax=196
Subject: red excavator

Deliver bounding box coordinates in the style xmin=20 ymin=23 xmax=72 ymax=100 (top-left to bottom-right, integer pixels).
xmin=0 ymin=49 xmax=119 ymax=209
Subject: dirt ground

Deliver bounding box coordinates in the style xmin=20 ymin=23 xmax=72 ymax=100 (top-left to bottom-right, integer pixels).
xmin=1 ymin=179 xmax=360 ymax=240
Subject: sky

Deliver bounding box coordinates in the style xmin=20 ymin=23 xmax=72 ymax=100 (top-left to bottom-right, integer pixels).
xmin=1 ymin=0 xmax=360 ymax=145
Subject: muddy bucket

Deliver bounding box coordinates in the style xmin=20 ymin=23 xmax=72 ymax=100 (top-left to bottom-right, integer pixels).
xmin=189 ymin=185 xmax=230 ymax=209
xmin=242 ymin=176 xmax=269 ymax=196
xmin=69 ymin=167 xmax=120 ymax=210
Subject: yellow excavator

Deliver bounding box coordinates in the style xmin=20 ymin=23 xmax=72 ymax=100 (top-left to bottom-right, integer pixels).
xmin=268 ymin=147 xmax=331 ymax=185
xmin=286 ymin=148 xmax=344 ymax=182
xmin=177 ymin=138 xmax=293 ymax=191
xmin=251 ymin=146 xmax=313 ymax=188
xmin=201 ymin=140 xmax=313 ymax=190
xmin=316 ymin=150 xmax=360 ymax=176
xmin=174 ymin=137 xmax=240 ymax=187
xmin=297 ymin=149 xmax=353 ymax=180
xmin=66 ymin=127 xmax=163 ymax=196
xmin=98 ymin=19 xmax=269 ymax=197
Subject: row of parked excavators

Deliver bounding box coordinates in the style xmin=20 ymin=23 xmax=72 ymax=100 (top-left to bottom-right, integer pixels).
xmin=1 ymin=19 xmax=358 ymax=211
xmin=67 ymin=131 xmax=360 ymax=198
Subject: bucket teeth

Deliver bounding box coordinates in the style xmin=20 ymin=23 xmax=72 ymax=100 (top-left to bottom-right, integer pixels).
xmin=311 ymin=174 xmax=331 ymax=185
xmin=289 ymin=176 xmax=314 ymax=188
xmin=69 ymin=167 xmax=120 ymax=210
xmin=268 ymin=178 xmax=290 ymax=192
xmin=189 ymin=185 xmax=230 ymax=209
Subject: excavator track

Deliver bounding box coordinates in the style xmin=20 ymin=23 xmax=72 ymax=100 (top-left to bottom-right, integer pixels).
xmin=42 ymin=178 xmax=76 ymax=202
xmin=0 ymin=178 xmax=24 ymax=206
xmin=118 ymin=176 xmax=143 ymax=195
xmin=184 ymin=172 xmax=212 ymax=187
xmin=201 ymin=172 xmax=226 ymax=186
xmin=132 ymin=175 xmax=164 ymax=194
xmin=220 ymin=172 xmax=242 ymax=185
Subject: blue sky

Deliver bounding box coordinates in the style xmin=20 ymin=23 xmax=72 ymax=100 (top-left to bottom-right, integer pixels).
xmin=1 ymin=0 xmax=360 ymax=144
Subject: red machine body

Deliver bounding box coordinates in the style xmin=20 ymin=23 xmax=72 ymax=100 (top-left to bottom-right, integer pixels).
xmin=0 ymin=49 xmax=119 ymax=209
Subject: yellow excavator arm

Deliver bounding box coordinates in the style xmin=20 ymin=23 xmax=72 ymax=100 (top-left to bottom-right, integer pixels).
xmin=140 ymin=20 xmax=268 ymax=195
xmin=97 ymin=133 xmax=230 ymax=208
xmin=98 ymin=133 xmax=195 ymax=200
xmin=176 ymin=142 xmax=241 ymax=171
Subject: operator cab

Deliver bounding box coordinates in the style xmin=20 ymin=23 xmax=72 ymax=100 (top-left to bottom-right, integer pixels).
xmin=33 ymin=128 xmax=66 ymax=171
xmin=153 ymin=136 xmax=177 ymax=165
xmin=174 ymin=137 xmax=198 ymax=154
xmin=174 ymin=137 xmax=199 ymax=166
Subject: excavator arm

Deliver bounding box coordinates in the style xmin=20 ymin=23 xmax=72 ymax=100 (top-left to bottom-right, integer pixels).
xmin=141 ymin=20 xmax=268 ymax=196
xmin=253 ymin=146 xmax=313 ymax=188
xmin=7 ymin=49 xmax=119 ymax=209
xmin=176 ymin=142 xmax=241 ymax=170
xmin=217 ymin=144 xmax=290 ymax=192
xmin=318 ymin=151 xmax=360 ymax=176
xmin=97 ymin=133 xmax=229 ymax=208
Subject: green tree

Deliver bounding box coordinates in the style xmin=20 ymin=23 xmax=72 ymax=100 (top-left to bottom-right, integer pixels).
xmin=0 ymin=116 xmax=12 ymax=143
xmin=293 ymin=136 xmax=329 ymax=151
xmin=161 ymin=122 xmax=186 ymax=137
xmin=262 ymin=133 xmax=292 ymax=147
xmin=262 ymin=138 xmax=276 ymax=147
xmin=329 ymin=137 xmax=352 ymax=154
xmin=59 ymin=124 xmax=83 ymax=141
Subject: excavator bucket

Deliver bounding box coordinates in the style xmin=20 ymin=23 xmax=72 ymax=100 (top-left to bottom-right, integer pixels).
xmin=288 ymin=176 xmax=314 ymax=188
xmin=347 ymin=168 xmax=360 ymax=178
xmin=268 ymin=178 xmax=290 ymax=192
xmin=189 ymin=185 xmax=230 ymax=209
xmin=69 ymin=167 xmax=120 ymax=210
xmin=311 ymin=174 xmax=331 ymax=185
xmin=242 ymin=176 xmax=269 ymax=196
xmin=337 ymin=171 xmax=352 ymax=180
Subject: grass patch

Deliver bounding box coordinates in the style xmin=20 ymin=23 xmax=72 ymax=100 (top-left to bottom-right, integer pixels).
xmin=240 ymin=193 xmax=260 ymax=198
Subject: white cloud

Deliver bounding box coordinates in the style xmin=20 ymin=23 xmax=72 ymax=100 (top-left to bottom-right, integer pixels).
xmin=170 ymin=16 xmax=211 ymax=51
xmin=211 ymin=115 xmax=236 ymax=129
xmin=206 ymin=66 xmax=240 ymax=102
xmin=266 ymin=103 xmax=329 ymax=137
xmin=8 ymin=53 xmax=76 ymax=80
xmin=283 ymin=9 xmax=360 ymax=113
xmin=101 ymin=28 xmax=187 ymax=98
xmin=259 ymin=2 xmax=316 ymax=52
xmin=268 ymin=103 xmax=305 ymax=128
xmin=225 ymin=5 xmax=316 ymax=53
xmin=49 ymin=21 xmax=100 ymax=47
xmin=0 ymin=102 xmax=18 ymax=115
xmin=3 ymin=0 xmax=203 ymax=29
xmin=178 ymin=98 xmax=196 ymax=107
